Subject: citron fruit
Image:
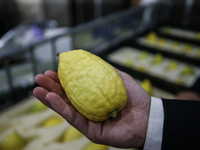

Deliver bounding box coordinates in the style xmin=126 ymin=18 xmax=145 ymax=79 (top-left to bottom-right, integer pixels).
xmin=0 ymin=131 xmax=26 ymax=150
xmin=41 ymin=117 xmax=63 ymax=127
xmin=147 ymin=32 xmax=157 ymax=41
xmin=162 ymin=26 xmax=170 ymax=33
xmin=172 ymin=42 xmax=180 ymax=49
xmin=124 ymin=60 xmax=133 ymax=68
xmin=29 ymin=100 xmax=47 ymax=113
xmin=158 ymin=38 xmax=167 ymax=46
xmin=61 ymin=126 xmax=83 ymax=142
xmin=182 ymin=65 xmax=195 ymax=75
xmin=141 ymin=79 xmax=152 ymax=95
xmin=167 ymin=60 xmax=178 ymax=70
xmin=57 ymin=50 xmax=127 ymax=122
xmin=83 ymin=142 xmax=108 ymax=150
xmin=138 ymin=51 xmax=148 ymax=60
xmin=196 ymin=33 xmax=200 ymax=40
xmin=151 ymin=53 xmax=163 ymax=64
xmin=184 ymin=44 xmax=193 ymax=53
xmin=137 ymin=66 xmax=147 ymax=73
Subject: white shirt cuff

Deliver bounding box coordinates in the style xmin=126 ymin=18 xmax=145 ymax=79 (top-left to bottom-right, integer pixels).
xmin=143 ymin=97 xmax=164 ymax=150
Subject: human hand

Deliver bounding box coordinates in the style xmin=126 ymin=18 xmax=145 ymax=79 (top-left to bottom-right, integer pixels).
xmin=33 ymin=68 xmax=151 ymax=148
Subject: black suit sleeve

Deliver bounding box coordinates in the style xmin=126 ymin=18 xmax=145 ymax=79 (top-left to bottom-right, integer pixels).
xmin=161 ymin=99 xmax=200 ymax=150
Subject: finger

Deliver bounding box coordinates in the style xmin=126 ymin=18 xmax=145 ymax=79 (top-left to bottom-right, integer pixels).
xmin=33 ymin=87 xmax=53 ymax=109
xmin=35 ymin=74 xmax=69 ymax=103
xmin=45 ymin=92 xmax=89 ymax=134
xmin=44 ymin=70 xmax=60 ymax=84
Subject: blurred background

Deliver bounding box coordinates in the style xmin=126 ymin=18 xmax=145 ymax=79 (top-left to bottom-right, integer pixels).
xmin=0 ymin=0 xmax=200 ymax=150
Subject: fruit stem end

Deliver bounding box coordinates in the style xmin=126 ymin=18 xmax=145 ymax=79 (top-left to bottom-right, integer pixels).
xmin=107 ymin=110 xmax=117 ymax=119
xmin=57 ymin=52 xmax=60 ymax=57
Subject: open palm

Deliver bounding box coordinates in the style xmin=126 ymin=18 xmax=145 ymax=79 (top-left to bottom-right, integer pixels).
xmin=33 ymin=68 xmax=151 ymax=148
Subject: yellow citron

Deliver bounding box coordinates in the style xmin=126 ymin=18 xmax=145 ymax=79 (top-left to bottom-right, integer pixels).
xmin=29 ymin=100 xmax=47 ymax=113
xmin=162 ymin=26 xmax=171 ymax=33
xmin=137 ymin=66 xmax=147 ymax=73
xmin=42 ymin=117 xmax=63 ymax=127
xmin=167 ymin=60 xmax=178 ymax=70
xmin=58 ymin=50 xmax=127 ymax=122
xmin=158 ymin=38 xmax=167 ymax=46
xmin=140 ymin=79 xmax=152 ymax=95
xmin=196 ymin=33 xmax=200 ymax=40
xmin=83 ymin=142 xmax=108 ymax=150
xmin=147 ymin=32 xmax=157 ymax=41
xmin=172 ymin=42 xmax=180 ymax=49
xmin=0 ymin=131 xmax=26 ymax=150
xmin=184 ymin=44 xmax=193 ymax=53
xmin=124 ymin=60 xmax=133 ymax=68
xmin=61 ymin=126 xmax=83 ymax=142
xmin=182 ymin=65 xmax=195 ymax=75
xmin=152 ymin=53 xmax=163 ymax=64
xmin=138 ymin=51 xmax=148 ymax=60
xmin=175 ymin=78 xmax=184 ymax=85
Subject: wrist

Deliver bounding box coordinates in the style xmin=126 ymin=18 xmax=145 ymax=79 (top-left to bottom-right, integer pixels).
xmin=133 ymin=94 xmax=151 ymax=148
xmin=141 ymin=95 xmax=151 ymax=147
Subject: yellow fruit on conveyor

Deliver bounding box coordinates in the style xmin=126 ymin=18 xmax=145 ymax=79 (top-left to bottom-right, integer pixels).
xmin=29 ymin=100 xmax=47 ymax=113
xmin=151 ymin=53 xmax=163 ymax=64
xmin=167 ymin=60 xmax=178 ymax=70
xmin=0 ymin=131 xmax=26 ymax=150
xmin=57 ymin=50 xmax=127 ymax=122
xmin=83 ymin=142 xmax=108 ymax=150
xmin=140 ymin=79 xmax=152 ymax=95
xmin=138 ymin=51 xmax=148 ymax=60
xmin=41 ymin=117 xmax=63 ymax=127
xmin=182 ymin=65 xmax=195 ymax=75
xmin=137 ymin=66 xmax=147 ymax=73
xmin=196 ymin=33 xmax=200 ymax=40
xmin=184 ymin=44 xmax=193 ymax=53
xmin=175 ymin=78 xmax=185 ymax=86
xmin=158 ymin=38 xmax=167 ymax=46
xmin=124 ymin=60 xmax=133 ymax=68
xmin=162 ymin=26 xmax=171 ymax=33
xmin=61 ymin=126 xmax=83 ymax=142
xmin=172 ymin=42 xmax=180 ymax=49
xmin=146 ymin=32 xmax=157 ymax=41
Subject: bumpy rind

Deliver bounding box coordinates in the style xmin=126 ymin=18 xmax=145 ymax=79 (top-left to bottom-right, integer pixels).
xmin=58 ymin=50 xmax=127 ymax=122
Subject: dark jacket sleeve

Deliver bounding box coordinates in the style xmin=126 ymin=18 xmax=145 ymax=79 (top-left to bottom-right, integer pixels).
xmin=161 ymin=99 xmax=200 ymax=150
